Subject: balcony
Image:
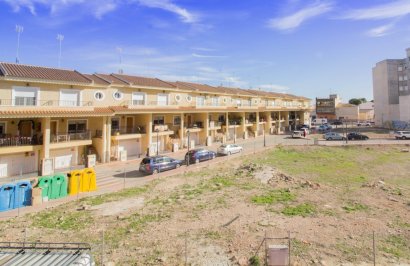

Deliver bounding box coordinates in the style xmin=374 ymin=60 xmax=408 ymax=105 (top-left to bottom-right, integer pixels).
xmin=0 ymin=136 xmax=37 ymax=146
xmin=51 ymin=131 xmax=91 ymax=143
xmin=0 ymin=99 xmax=93 ymax=107
xmin=111 ymin=126 xmax=146 ymax=135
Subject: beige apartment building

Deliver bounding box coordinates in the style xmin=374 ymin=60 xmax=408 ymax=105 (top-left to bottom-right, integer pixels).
xmin=373 ymin=48 xmax=410 ymax=126
xmin=0 ymin=62 xmax=310 ymax=178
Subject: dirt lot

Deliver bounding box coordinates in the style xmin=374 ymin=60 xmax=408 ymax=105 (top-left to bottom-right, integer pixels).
xmin=0 ymin=145 xmax=409 ymax=265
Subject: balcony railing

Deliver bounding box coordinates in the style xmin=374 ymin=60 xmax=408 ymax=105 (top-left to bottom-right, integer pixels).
xmin=111 ymin=126 xmax=146 ymax=135
xmin=50 ymin=130 xmax=91 ymax=143
xmin=0 ymin=99 xmax=93 ymax=107
xmin=0 ymin=136 xmax=36 ymax=147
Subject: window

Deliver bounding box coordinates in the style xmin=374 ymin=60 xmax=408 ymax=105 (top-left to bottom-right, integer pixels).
xmin=405 ymin=86 xmax=409 ymax=91
xmin=211 ymin=97 xmax=219 ymax=106
xmin=399 ymin=76 xmax=404 ymax=81
xmin=68 ymin=120 xmax=87 ymax=133
xmin=153 ymin=116 xmax=165 ymax=125
xmin=12 ymin=87 xmax=39 ymax=106
xmin=0 ymin=122 xmax=6 ymax=136
xmin=174 ymin=94 xmax=181 ymax=102
xmin=173 ymin=116 xmax=181 ymax=126
xmin=236 ymin=99 xmax=241 ymax=106
xmin=271 ymin=101 xmax=276 ymax=106
xmin=405 ymin=76 xmax=408 ymax=81
xmin=398 ymin=66 xmax=403 ymax=71
xmin=132 ymin=92 xmax=145 ymax=105
xmin=247 ymin=99 xmax=252 ymax=106
xmin=111 ymin=118 xmax=120 ymax=131
xmin=157 ymin=94 xmax=168 ymax=106
xmin=113 ymin=90 xmax=123 ymax=100
xmin=60 ymin=89 xmax=81 ymax=107
xmin=196 ymin=96 xmax=205 ymax=106
xmin=186 ymin=95 xmax=193 ymax=102
xmin=400 ymin=86 xmax=404 ymax=91
xmin=94 ymin=91 xmax=105 ymax=101
xmin=265 ymin=100 xmax=269 ymax=106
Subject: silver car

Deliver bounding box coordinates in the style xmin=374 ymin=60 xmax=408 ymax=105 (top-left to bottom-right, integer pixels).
xmin=217 ymin=144 xmax=243 ymax=155
xmin=323 ymin=132 xmax=346 ymax=141
xmin=394 ymin=131 xmax=410 ymax=140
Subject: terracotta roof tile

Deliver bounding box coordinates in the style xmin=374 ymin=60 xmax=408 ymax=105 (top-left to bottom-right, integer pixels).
xmin=94 ymin=74 xmax=130 ymax=85
xmin=0 ymin=62 xmax=91 ymax=84
xmin=113 ymin=74 xmax=175 ymax=89
xmin=175 ymin=81 xmax=225 ymax=94
xmin=0 ymin=107 xmax=113 ymax=118
xmin=83 ymin=74 xmax=111 ymax=85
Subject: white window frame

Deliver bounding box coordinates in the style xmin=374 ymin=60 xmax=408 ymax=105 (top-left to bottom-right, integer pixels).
xmin=405 ymin=76 xmax=408 ymax=81
xmin=196 ymin=96 xmax=205 ymax=106
xmin=112 ymin=90 xmax=123 ymax=101
xmin=271 ymin=101 xmax=276 ymax=106
xmin=12 ymin=86 xmax=40 ymax=106
xmin=153 ymin=115 xmax=165 ymax=125
xmin=60 ymin=89 xmax=82 ymax=107
xmin=186 ymin=95 xmax=193 ymax=102
xmin=157 ymin=93 xmax=169 ymax=106
xmin=67 ymin=119 xmax=88 ymax=133
xmin=94 ymin=91 xmax=105 ymax=101
xmin=399 ymin=76 xmax=403 ymax=81
xmin=174 ymin=94 xmax=181 ymax=102
xmin=111 ymin=117 xmax=121 ymax=130
xmin=173 ymin=115 xmax=181 ymax=126
xmin=132 ymin=92 xmax=146 ymax=106
xmin=236 ymin=99 xmax=242 ymax=106
xmin=398 ymin=66 xmax=403 ymax=71
xmin=211 ymin=97 xmax=219 ymax=106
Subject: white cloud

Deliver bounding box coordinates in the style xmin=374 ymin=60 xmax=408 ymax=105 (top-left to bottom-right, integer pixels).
xmin=268 ymin=1 xmax=333 ymax=31
xmin=192 ymin=53 xmax=227 ymax=58
xmin=135 ymin=0 xmax=198 ymax=23
xmin=259 ymin=84 xmax=290 ymax=92
xmin=366 ymin=23 xmax=395 ymax=37
xmin=341 ymin=0 xmax=410 ymax=20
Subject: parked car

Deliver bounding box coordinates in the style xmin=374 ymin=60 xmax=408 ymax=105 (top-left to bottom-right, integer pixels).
xmin=185 ymin=148 xmax=216 ymax=164
xmin=139 ymin=156 xmax=183 ymax=175
xmin=291 ymin=130 xmax=304 ymax=138
xmin=394 ymin=131 xmax=410 ymax=140
xmin=217 ymin=144 xmax=243 ymax=155
xmin=296 ymin=124 xmax=310 ymax=130
xmin=357 ymin=121 xmax=371 ymax=127
xmin=347 ymin=132 xmax=369 ymax=140
xmin=311 ymin=118 xmax=327 ymax=126
xmin=318 ymin=124 xmax=332 ymax=132
xmin=323 ymin=132 xmax=346 ymax=141
xmin=331 ymin=120 xmax=343 ymax=125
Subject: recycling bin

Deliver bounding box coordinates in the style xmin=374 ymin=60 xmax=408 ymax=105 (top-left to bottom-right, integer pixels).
xmin=67 ymin=169 xmax=83 ymax=195
xmin=50 ymin=173 xmax=68 ymax=199
xmin=0 ymin=184 xmax=15 ymax=212
xmin=81 ymin=168 xmax=97 ymax=192
xmin=14 ymin=181 xmax=32 ymax=208
xmin=38 ymin=176 xmax=53 ymax=201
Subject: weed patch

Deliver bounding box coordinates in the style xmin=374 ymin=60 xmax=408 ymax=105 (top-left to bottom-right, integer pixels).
xmin=282 ymin=203 xmax=316 ymax=217
xmin=381 ymin=235 xmax=410 ymax=259
xmin=32 ymin=209 xmax=93 ymax=230
xmin=342 ymin=202 xmax=369 ymax=213
xmin=251 ymin=189 xmax=295 ymax=205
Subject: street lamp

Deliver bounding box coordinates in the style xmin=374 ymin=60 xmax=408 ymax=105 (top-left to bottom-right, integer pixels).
xmin=186 ymin=130 xmax=190 ymax=166
xmin=155 ymin=129 xmax=159 ymax=156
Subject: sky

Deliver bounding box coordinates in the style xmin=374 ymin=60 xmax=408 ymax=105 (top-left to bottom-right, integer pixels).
xmin=1 ymin=0 xmax=410 ymax=101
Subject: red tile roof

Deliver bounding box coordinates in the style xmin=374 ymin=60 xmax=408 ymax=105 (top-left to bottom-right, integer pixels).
xmin=175 ymin=81 xmax=225 ymax=94
xmin=112 ymin=74 xmax=175 ymax=89
xmin=0 ymin=62 xmax=91 ymax=84
xmin=82 ymin=74 xmax=111 ymax=85
xmin=94 ymin=74 xmax=130 ymax=85
xmin=0 ymin=107 xmax=113 ymax=118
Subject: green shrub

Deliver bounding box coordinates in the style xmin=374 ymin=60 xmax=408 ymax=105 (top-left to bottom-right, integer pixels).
xmin=282 ymin=203 xmax=316 ymax=217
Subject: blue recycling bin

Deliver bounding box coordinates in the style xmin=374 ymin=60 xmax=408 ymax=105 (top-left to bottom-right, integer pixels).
xmin=14 ymin=181 xmax=32 ymax=208
xmin=0 ymin=184 xmax=16 ymax=212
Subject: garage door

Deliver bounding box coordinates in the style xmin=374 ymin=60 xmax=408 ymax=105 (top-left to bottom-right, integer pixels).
xmin=51 ymin=148 xmax=76 ymax=170
xmin=0 ymin=152 xmax=38 ymax=177
xmin=119 ymin=139 xmax=141 ymax=157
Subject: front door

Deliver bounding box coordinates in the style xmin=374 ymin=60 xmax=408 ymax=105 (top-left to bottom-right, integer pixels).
xmin=20 ymin=121 xmax=32 ymax=137
xmin=126 ymin=117 xmax=133 ymax=133
xmin=50 ymin=121 xmax=58 ymax=135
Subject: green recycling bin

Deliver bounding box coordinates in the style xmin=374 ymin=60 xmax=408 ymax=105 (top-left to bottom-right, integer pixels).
xmin=50 ymin=173 xmax=68 ymax=200
xmin=38 ymin=176 xmax=53 ymax=201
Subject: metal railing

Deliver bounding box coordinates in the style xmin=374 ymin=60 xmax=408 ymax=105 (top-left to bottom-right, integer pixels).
xmin=0 ymin=99 xmax=93 ymax=107
xmin=50 ymin=130 xmax=91 ymax=143
xmin=0 ymin=136 xmax=36 ymax=147
xmin=111 ymin=126 xmax=146 ymax=135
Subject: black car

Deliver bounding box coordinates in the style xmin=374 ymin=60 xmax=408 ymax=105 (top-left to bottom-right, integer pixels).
xmin=331 ymin=120 xmax=343 ymax=125
xmin=347 ymin=132 xmax=369 ymax=140
xmin=185 ymin=149 xmax=217 ymax=164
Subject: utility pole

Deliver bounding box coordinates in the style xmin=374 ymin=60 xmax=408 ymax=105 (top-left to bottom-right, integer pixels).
xmin=15 ymin=25 xmax=24 ymax=63
xmin=57 ymin=34 xmax=64 ymax=68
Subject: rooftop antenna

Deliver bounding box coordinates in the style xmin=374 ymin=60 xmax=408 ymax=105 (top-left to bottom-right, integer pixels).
xmin=116 ymin=47 xmax=123 ymax=74
xmin=57 ymin=34 xmax=64 ymax=68
xmin=15 ymin=25 xmax=24 ymax=63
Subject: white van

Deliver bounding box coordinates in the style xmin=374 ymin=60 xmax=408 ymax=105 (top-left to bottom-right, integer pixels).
xmin=311 ymin=118 xmax=327 ymax=126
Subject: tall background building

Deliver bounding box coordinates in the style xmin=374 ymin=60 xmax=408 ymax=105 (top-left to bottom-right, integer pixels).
xmin=373 ymin=48 xmax=410 ymax=127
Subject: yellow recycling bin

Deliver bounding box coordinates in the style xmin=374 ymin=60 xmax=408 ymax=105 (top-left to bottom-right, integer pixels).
xmin=81 ymin=168 xmax=97 ymax=192
xmin=67 ymin=169 xmax=84 ymax=195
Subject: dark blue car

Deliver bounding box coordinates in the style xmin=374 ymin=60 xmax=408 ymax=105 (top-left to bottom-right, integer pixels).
xmin=185 ymin=149 xmax=217 ymax=164
xmin=139 ymin=156 xmax=183 ymax=175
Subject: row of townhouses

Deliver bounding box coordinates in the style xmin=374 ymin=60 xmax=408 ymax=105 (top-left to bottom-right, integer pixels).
xmin=0 ymin=62 xmax=311 ymax=178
